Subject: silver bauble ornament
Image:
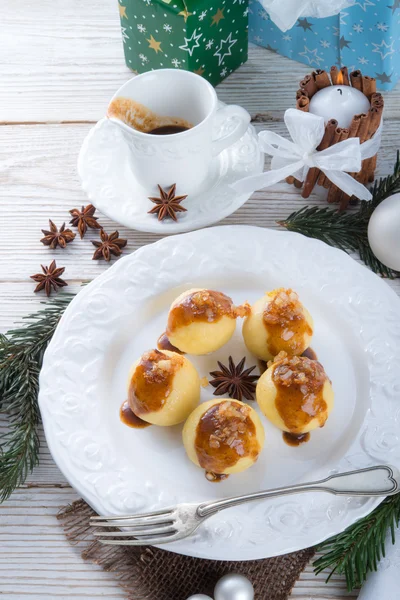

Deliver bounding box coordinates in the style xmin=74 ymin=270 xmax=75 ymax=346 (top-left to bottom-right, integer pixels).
xmin=185 ymin=595 xmax=213 ymax=600
xmin=367 ymin=193 xmax=400 ymax=271
xmin=214 ymin=573 xmax=254 ymax=600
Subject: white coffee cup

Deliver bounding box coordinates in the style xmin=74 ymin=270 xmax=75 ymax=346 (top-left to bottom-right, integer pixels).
xmin=107 ymin=69 xmax=250 ymax=197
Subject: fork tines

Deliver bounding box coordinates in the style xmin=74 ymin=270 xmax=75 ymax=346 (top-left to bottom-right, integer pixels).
xmin=90 ymin=509 xmax=178 ymax=546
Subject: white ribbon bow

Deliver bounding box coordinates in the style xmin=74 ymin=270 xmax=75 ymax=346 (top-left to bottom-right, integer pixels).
xmin=260 ymin=0 xmax=356 ymax=32
xmin=233 ymin=109 xmax=382 ymax=201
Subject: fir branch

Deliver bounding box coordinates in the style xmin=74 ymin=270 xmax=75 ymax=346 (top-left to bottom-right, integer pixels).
xmin=278 ymin=151 xmax=400 ymax=278
xmin=314 ymin=493 xmax=400 ymax=591
xmin=0 ymin=293 xmax=75 ymax=502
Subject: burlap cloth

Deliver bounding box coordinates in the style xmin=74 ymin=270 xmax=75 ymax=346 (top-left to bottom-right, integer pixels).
xmin=58 ymin=499 xmax=315 ymax=600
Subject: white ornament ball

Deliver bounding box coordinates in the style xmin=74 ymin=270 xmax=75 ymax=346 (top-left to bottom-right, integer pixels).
xmin=214 ymin=573 xmax=254 ymax=600
xmin=368 ymin=193 xmax=400 ymax=271
xmin=185 ymin=595 xmax=213 ymax=600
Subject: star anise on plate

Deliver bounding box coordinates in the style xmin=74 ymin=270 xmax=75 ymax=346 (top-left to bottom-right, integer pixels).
xmin=69 ymin=204 xmax=102 ymax=238
xmin=209 ymin=356 xmax=259 ymax=402
xmin=148 ymin=184 xmax=188 ymax=222
xmin=40 ymin=220 xmax=76 ymax=249
xmin=91 ymin=229 xmax=127 ymax=261
xmin=30 ymin=260 xmax=68 ymax=297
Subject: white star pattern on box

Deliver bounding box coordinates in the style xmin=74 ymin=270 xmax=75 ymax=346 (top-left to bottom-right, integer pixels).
xmin=214 ymin=33 xmax=237 ymax=66
xmin=358 ymin=56 xmax=369 ymax=64
xmin=320 ymin=40 xmax=330 ymax=48
xmin=377 ymin=22 xmax=389 ymax=32
xmin=372 ymin=39 xmax=395 ymax=59
xmin=206 ymin=39 xmax=214 ymax=49
xmin=171 ymin=58 xmax=181 ymax=67
xmin=139 ymin=54 xmax=149 ymax=64
xmin=163 ymin=23 xmax=172 ymax=32
xmin=353 ymin=23 xmax=364 ymax=33
xmin=332 ymin=26 xmax=340 ymax=36
xmin=353 ymin=0 xmax=375 ymax=10
xmin=143 ymin=0 xmax=152 ymax=4
xmin=179 ymin=29 xmax=202 ymax=56
xmin=282 ymin=34 xmax=292 ymax=41
xmin=299 ymin=46 xmax=324 ymax=66
xmin=199 ymin=10 xmax=207 ymax=21
xmin=220 ymin=67 xmax=228 ymax=76
xmin=121 ymin=27 xmax=129 ymax=43
xmin=137 ymin=24 xmax=146 ymax=33
xmin=339 ymin=12 xmax=348 ymax=25
xmin=243 ymin=7 xmax=250 ymax=16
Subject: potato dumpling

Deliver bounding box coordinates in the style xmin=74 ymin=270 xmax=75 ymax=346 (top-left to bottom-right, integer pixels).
xmin=166 ymin=288 xmax=238 ymax=355
xmin=128 ymin=349 xmax=200 ymax=426
xmin=183 ymin=398 xmax=265 ymax=477
xmin=256 ymin=352 xmax=334 ymax=435
xmin=243 ymin=288 xmax=314 ymax=361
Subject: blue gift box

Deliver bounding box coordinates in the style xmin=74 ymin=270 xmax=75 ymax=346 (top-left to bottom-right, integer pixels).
xmin=249 ymin=0 xmax=400 ymax=90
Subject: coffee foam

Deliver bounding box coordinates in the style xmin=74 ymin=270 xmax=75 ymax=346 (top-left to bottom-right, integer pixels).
xmin=107 ymin=96 xmax=193 ymax=133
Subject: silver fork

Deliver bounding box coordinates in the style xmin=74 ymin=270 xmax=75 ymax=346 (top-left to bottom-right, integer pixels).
xmin=90 ymin=465 xmax=399 ymax=546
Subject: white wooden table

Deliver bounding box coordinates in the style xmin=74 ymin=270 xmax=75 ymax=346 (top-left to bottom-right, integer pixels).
xmin=1 ymin=1 xmax=399 ymax=597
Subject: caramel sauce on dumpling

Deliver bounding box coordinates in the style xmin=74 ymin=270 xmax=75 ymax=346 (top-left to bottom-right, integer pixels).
xmin=166 ymin=290 xmax=235 ymax=335
xmin=194 ymin=401 xmax=260 ymax=474
xmin=271 ymin=353 xmax=328 ymax=434
xmin=263 ymin=289 xmax=312 ymax=357
xmin=120 ymin=400 xmax=151 ymax=429
xmin=128 ymin=349 xmax=183 ymax=415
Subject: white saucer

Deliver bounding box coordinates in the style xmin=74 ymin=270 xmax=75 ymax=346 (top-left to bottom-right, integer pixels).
xmin=77 ymin=110 xmax=263 ymax=234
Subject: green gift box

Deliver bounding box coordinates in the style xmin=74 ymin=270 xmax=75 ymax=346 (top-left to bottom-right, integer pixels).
xmin=118 ymin=0 xmax=249 ymax=86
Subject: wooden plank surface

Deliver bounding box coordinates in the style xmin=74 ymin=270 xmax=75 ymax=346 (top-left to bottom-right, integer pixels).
xmin=1 ymin=0 xmax=399 ymax=597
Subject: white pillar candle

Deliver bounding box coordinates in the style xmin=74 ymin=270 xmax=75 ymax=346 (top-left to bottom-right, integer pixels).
xmin=309 ymin=86 xmax=370 ymax=128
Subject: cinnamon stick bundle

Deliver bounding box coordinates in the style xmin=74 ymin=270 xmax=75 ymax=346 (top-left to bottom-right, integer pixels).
xmin=362 ymin=76 xmax=376 ymax=100
xmin=292 ymin=66 xmax=384 ymax=204
xmin=327 ymin=129 xmax=349 ymax=203
xmin=296 ymin=94 xmax=310 ymax=112
xmin=302 ymin=119 xmax=338 ymax=198
xmin=371 ymin=92 xmax=384 ymax=109
xmin=296 ymin=89 xmax=308 ymax=100
xmin=363 ymin=104 xmax=384 ymax=182
xmin=300 ymin=74 xmax=318 ymax=98
xmin=350 ymin=70 xmax=363 ymax=91
xmin=348 ymin=113 xmax=368 ymax=177
xmin=318 ymin=126 xmax=344 ymax=188
xmin=314 ymin=69 xmax=331 ymax=89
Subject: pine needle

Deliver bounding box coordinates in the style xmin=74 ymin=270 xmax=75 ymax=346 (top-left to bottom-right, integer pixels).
xmin=0 ymin=293 xmax=75 ymax=502
xmin=279 ymin=151 xmax=400 ymax=278
xmin=314 ymin=494 xmax=400 ymax=591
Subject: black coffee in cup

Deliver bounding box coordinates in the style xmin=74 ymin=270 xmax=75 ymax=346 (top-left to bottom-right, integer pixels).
xmin=147 ymin=125 xmax=190 ymax=135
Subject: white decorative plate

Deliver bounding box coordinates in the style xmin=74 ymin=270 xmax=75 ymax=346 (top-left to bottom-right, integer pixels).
xmin=39 ymin=226 xmax=400 ymax=560
xmin=77 ymin=105 xmax=263 ymax=234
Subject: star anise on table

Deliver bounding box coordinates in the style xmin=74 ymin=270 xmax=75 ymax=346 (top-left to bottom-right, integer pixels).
xmin=30 ymin=260 xmax=68 ymax=297
xmin=91 ymin=229 xmax=127 ymax=261
xmin=40 ymin=220 xmax=76 ymax=249
xmin=148 ymin=184 xmax=188 ymax=222
xmin=69 ymin=204 xmax=102 ymax=238
xmin=209 ymin=356 xmax=259 ymax=402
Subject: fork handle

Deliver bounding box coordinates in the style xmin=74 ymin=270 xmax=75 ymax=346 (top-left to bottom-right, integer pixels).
xmin=197 ymin=466 xmax=399 ymax=518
